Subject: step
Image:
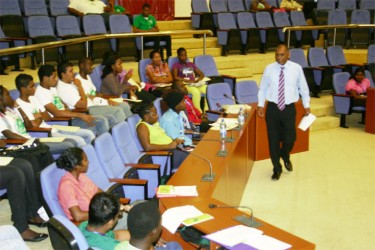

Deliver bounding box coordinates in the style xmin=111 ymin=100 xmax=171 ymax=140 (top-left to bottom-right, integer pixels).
xmin=158 ymin=20 xmax=192 ymax=31
xmin=310 ymin=116 xmax=340 ymax=132
xmin=172 ymin=37 xmax=218 ymax=50
xmin=219 ymin=68 xmax=253 ymax=79
xmin=310 ymin=94 xmax=336 ymax=117
xmin=214 ymin=56 xmax=249 ymax=69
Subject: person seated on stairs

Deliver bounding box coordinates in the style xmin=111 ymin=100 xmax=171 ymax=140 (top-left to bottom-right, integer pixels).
xmin=250 ymin=0 xmax=276 ymax=12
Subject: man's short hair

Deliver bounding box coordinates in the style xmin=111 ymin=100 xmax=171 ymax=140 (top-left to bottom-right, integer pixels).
xmin=15 ymin=74 xmax=33 ymax=91
xmin=177 ymin=47 xmax=186 ymax=55
xmin=142 ymin=3 xmax=151 ymax=9
xmin=88 ymin=193 xmax=120 ymax=227
xmin=38 ymin=64 xmax=56 ymax=82
xmin=128 ymin=201 xmax=161 ymax=240
xmin=57 ymin=61 xmax=73 ymax=79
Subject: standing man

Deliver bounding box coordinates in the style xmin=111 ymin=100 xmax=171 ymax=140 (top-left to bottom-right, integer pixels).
xmin=257 ymin=44 xmax=310 ymax=181
xmin=133 ymin=3 xmax=172 ymax=60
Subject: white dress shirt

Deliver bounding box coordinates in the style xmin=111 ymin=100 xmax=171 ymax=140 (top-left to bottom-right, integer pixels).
xmin=258 ymin=60 xmax=310 ymax=108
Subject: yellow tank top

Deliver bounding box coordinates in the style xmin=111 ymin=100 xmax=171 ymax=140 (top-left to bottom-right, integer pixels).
xmin=137 ymin=121 xmax=173 ymax=145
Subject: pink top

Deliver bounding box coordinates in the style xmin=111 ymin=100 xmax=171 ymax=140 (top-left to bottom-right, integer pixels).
xmin=145 ymin=62 xmax=171 ymax=84
xmin=345 ymin=78 xmax=371 ymax=95
xmin=58 ymin=172 xmax=99 ymax=220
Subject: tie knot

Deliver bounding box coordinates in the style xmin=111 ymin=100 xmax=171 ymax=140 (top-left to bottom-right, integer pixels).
xmin=280 ymin=66 xmax=285 ymax=71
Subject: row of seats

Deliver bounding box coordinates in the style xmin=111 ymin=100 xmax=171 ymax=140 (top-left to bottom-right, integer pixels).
xmin=289 ymin=45 xmax=374 ymax=95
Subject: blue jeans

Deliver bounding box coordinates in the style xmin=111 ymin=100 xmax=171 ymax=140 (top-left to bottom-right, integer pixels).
xmin=71 ymin=116 xmax=109 ymax=136
xmin=52 ymin=128 xmax=95 ymax=147
xmin=89 ymin=106 xmax=127 ymax=127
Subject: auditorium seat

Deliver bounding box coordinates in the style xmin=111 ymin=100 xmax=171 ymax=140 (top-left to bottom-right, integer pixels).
xmin=191 ymin=0 xmax=216 ymax=34
xmin=217 ymin=12 xmax=242 ymax=56
xmin=237 ymin=12 xmax=260 ymax=54
xmin=234 ymin=80 xmax=258 ymax=104
xmin=109 ymin=14 xmax=137 ymax=60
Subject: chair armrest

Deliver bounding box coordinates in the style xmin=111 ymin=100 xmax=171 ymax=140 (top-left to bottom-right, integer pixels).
xmin=27 ymin=127 xmax=52 ymax=137
xmin=119 ymin=198 xmax=130 ymax=204
xmin=332 ymin=65 xmax=345 ymax=69
xmin=102 ymin=95 xmax=119 ymax=99
xmin=109 ymin=178 xmax=148 ymax=186
xmin=206 ymin=110 xmax=223 ymax=115
xmin=4 ymin=139 xmax=28 ymax=146
xmin=305 ymin=66 xmax=324 ymax=71
xmin=47 ymin=117 xmax=72 ymax=126
xmin=221 ymin=74 xmax=236 ymax=79
xmin=125 ymin=163 xmax=161 ymax=170
xmin=49 ymin=117 xmax=71 ymax=122
xmin=144 ymin=151 xmax=173 ymax=156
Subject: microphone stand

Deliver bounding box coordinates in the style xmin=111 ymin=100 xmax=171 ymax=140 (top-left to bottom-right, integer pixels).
xmin=179 ymin=147 xmax=216 ymax=182
xmin=208 ymin=204 xmax=262 ymax=228
xmin=223 ymin=94 xmax=249 ymax=118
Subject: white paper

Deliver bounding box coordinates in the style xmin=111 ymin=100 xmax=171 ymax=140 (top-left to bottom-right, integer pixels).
xmin=0 ymin=156 xmax=14 ymax=166
xmin=204 ymin=225 xmax=263 ymax=247
xmin=173 ymin=186 xmax=198 ymax=196
xmin=154 ymin=83 xmax=172 ymax=88
xmin=39 ymin=137 xmax=66 ymax=143
xmin=222 ymin=104 xmax=251 ymax=114
xmin=92 ymin=97 xmax=109 ymax=106
xmin=51 ymin=125 xmax=80 ymax=132
xmin=162 ymin=205 xmax=204 ymax=234
xmin=210 ymin=118 xmax=239 ymax=130
xmin=298 ymin=113 xmax=316 ymax=131
xmin=244 ymin=234 xmax=291 ymax=250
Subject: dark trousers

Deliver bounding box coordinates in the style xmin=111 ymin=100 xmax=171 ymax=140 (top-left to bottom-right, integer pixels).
xmin=0 ymin=158 xmax=41 ymax=233
xmin=144 ymin=36 xmax=172 ymax=59
xmin=265 ymin=102 xmax=296 ymax=173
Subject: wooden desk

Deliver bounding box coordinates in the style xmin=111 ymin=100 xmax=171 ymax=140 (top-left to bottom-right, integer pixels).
xmin=159 ymin=107 xmax=315 ymax=249
xmin=365 ymin=88 xmax=375 ymax=134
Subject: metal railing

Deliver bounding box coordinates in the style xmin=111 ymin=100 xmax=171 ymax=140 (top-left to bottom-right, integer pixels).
xmin=0 ymin=29 xmax=214 ymax=63
xmin=283 ymin=24 xmax=375 ymax=48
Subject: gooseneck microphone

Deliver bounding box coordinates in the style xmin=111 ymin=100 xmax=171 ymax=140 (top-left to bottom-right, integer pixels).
xmin=178 ymin=147 xmax=216 ymax=182
xmin=216 ymin=102 xmax=228 ymax=117
xmin=208 ymin=203 xmax=262 ymax=228
xmin=223 ymin=93 xmax=245 ymax=105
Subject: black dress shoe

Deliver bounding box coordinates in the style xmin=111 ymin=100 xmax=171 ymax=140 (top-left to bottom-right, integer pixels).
xmin=285 ymin=161 xmax=293 ymax=172
xmin=23 ymin=233 xmax=48 ymax=242
xmin=28 ymin=220 xmax=48 ymax=228
xmin=271 ymin=172 xmax=281 ymax=180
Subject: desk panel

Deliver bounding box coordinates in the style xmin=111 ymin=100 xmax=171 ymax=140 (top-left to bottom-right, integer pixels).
xmin=365 ymin=88 xmax=375 ymax=134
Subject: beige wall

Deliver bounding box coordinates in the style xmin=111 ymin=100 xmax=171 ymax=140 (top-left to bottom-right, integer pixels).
xmin=175 ymin=0 xmax=210 ymax=18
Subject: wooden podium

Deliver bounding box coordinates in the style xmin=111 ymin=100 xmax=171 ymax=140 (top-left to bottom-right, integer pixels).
xmin=365 ymin=88 xmax=375 ymax=134
xmin=159 ymin=107 xmax=314 ymax=249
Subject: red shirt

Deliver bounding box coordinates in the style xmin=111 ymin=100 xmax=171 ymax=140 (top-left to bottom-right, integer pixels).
xmin=184 ymin=96 xmax=202 ymax=123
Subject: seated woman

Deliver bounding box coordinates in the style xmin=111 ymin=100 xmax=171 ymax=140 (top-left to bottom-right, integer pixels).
xmin=279 ymin=0 xmax=303 ymax=11
xmin=172 ymin=47 xmax=207 ymax=112
xmin=131 ymin=103 xmax=188 ymax=170
xmin=56 ymin=147 xmax=130 ymax=231
xmin=345 ymin=68 xmax=371 ymax=124
xmin=250 ymin=0 xmax=275 ymax=12
xmin=145 ymin=50 xmax=173 ymax=97
xmin=101 ymin=54 xmax=155 ymax=103
xmin=159 ymin=92 xmax=192 ymax=146
xmin=0 ymin=152 xmax=48 ymax=242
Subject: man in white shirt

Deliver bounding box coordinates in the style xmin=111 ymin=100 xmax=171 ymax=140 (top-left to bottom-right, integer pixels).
xmin=56 ymin=61 xmax=127 ymax=128
xmin=257 ymin=44 xmax=310 ymax=181
xmin=68 ymin=0 xmax=112 ymax=17
xmin=34 ymin=64 xmax=109 ymax=136
xmin=76 ymin=57 xmax=132 ymax=119
xmin=15 ymin=74 xmax=95 ymax=147
xmin=0 ymin=86 xmax=75 ymax=155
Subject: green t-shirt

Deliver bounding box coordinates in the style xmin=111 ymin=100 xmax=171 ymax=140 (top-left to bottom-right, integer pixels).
xmin=79 ymin=221 xmax=120 ymax=250
xmin=133 ymin=14 xmax=157 ymax=31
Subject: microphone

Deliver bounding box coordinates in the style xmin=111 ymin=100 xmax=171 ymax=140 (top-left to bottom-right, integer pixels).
xmin=208 ymin=203 xmax=262 ymax=228
xmin=223 ymin=93 xmax=246 ymax=105
xmin=216 ymin=103 xmax=228 ymax=117
xmin=178 ymin=147 xmax=216 ymax=182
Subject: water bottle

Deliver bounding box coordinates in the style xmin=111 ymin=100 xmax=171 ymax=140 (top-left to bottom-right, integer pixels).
xmin=219 ymin=118 xmax=227 ymax=141
xmin=238 ymin=107 xmax=245 ymax=127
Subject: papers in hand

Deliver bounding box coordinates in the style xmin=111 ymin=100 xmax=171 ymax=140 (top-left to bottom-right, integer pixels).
xmin=156 ymin=185 xmax=198 ymax=198
xmin=127 ymin=78 xmax=144 ymax=92
xmin=204 ymin=225 xmax=291 ymax=250
xmin=162 ymin=205 xmax=213 ymax=234
xmin=210 ymin=118 xmax=239 ymax=130
xmin=154 ymin=83 xmax=172 ymax=88
xmin=0 ymin=156 xmax=14 ymax=166
xmin=298 ymin=113 xmax=316 ymax=131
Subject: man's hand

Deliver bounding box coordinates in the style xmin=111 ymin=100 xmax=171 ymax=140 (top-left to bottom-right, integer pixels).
xmin=80 ymin=114 xmax=96 ymax=127
xmin=257 ymin=107 xmax=265 ymax=118
xmin=73 ymin=78 xmax=82 ymax=88
xmin=0 ymin=140 xmax=6 ymax=148
xmin=108 ymin=99 xmax=119 ymax=106
xmin=305 ymin=107 xmax=311 ymax=116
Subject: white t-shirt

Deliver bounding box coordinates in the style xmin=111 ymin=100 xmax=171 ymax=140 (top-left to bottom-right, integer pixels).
xmin=76 ymin=74 xmax=97 ymax=96
xmin=56 ymin=80 xmax=88 ymax=109
xmin=35 ymin=86 xmax=66 ymax=117
xmin=68 ymin=0 xmax=106 ymax=14
xmin=0 ymin=108 xmax=30 ymax=139
xmin=16 ymin=97 xmax=50 ymax=128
